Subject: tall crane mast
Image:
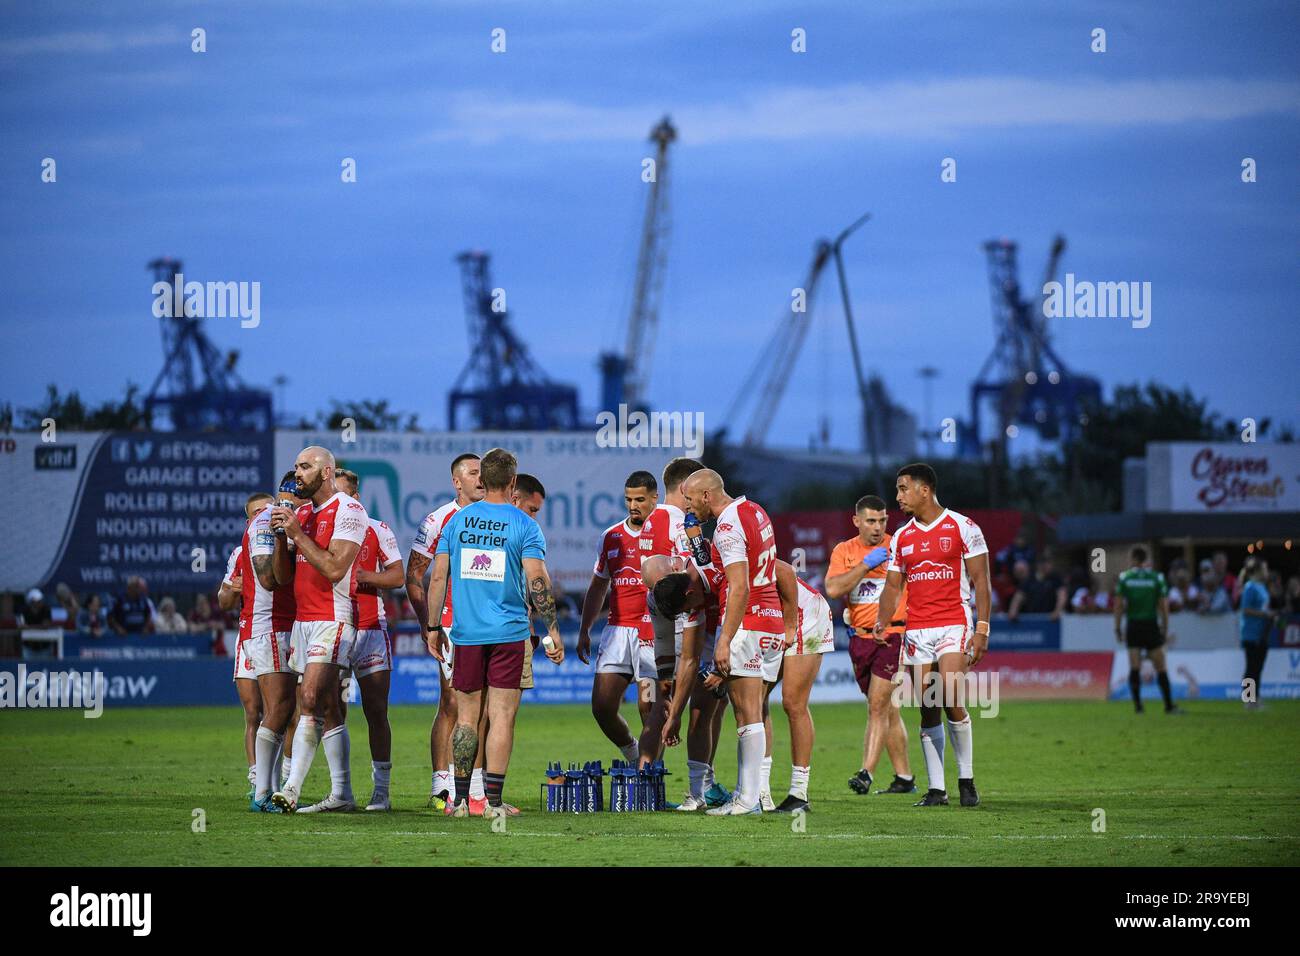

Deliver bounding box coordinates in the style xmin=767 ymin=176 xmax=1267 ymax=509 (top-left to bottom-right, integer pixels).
xmin=963 ymin=235 xmax=1101 ymax=461
xmin=600 ymin=116 xmax=676 ymax=413
xmin=447 ymin=250 xmax=579 ymax=431
xmin=726 ymin=213 xmax=873 ymax=451
xmin=143 ymin=257 xmax=271 ymax=431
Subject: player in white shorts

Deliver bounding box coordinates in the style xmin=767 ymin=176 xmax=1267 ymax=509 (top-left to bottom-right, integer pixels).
xmin=269 ymin=446 xmax=369 ymax=814
xmin=876 ymin=463 xmax=992 ymax=809
xmin=681 ymin=469 xmax=793 ymax=815
xmin=335 ymin=469 xmax=404 ymax=811
xmin=218 ymin=492 xmax=274 ymax=797
xmin=764 ymin=562 xmax=832 ymax=813
xmin=577 ymin=471 xmax=661 ymax=766
xmin=643 ymin=552 xmax=729 ymax=811
xmin=407 ymin=452 xmax=484 ymax=811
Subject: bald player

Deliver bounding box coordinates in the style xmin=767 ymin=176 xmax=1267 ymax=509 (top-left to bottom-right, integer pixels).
xmin=270 ymin=446 xmax=369 ymax=813
xmin=681 ymin=469 xmax=791 ymax=815
xmin=643 ymin=553 xmax=727 ymax=810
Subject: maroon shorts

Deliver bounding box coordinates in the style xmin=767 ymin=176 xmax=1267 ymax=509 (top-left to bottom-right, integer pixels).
xmin=451 ymin=640 xmax=526 ymax=693
xmin=849 ymin=633 xmax=903 ymax=692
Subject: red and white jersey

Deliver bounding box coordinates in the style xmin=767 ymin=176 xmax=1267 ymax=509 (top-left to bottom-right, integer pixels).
xmin=711 ymin=496 xmax=783 ymax=634
xmin=639 ymin=504 xmax=689 ymax=562
xmin=243 ymin=508 xmax=297 ymax=637
xmin=795 ymin=576 xmax=821 ymax=628
xmin=593 ymin=519 xmax=649 ymax=628
xmin=292 ymin=492 xmax=368 ymax=624
xmin=222 ymin=545 xmax=246 ymax=640
xmin=353 ymin=517 xmax=402 ymax=630
xmin=411 ymin=500 xmax=461 ymax=628
xmin=222 ymin=545 xmax=242 ymax=589
xmin=887 ymin=508 xmax=988 ymax=629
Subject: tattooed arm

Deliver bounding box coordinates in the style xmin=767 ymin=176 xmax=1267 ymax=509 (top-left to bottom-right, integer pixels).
xmin=252 ymin=554 xmax=279 ymax=592
xmin=405 ymin=551 xmax=432 ymax=631
xmin=522 ymin=557 xmax=564 ymax=663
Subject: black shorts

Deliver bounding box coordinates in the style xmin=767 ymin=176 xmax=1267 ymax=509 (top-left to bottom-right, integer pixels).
xmin=1125 ymin=619 xmax=1164 ymax=650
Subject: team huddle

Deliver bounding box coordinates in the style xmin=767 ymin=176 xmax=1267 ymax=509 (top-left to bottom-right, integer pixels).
xmin=222 ymin=444 xmax=993 ymax=817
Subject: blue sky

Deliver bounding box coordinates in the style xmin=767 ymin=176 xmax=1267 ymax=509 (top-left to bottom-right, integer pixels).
xmin=2 ymin=0 xmax=1297 ymax=454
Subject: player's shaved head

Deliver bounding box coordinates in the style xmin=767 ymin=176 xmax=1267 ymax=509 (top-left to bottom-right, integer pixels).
xmin=683 ymin=468 xmax=723 ymax=495
xmin=682 ymin=468 xmax=726 ymax=521
xmin=641 ymin=554 xmax=673 ymax=590
xmin=302 ymin=446 xmax=335 ymax=468
xmin=295 ymin=445 xmax=336 ymax=499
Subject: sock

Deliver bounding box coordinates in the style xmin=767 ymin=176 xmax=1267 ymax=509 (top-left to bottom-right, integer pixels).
xmin=253 ymin=727 xmax=282 ymax=800
xmin=1129 ymin=668 xmax=1142 ymax=707
xmin=371 ymin=760 xmax=392 ymax=802
xmin=687 ymin=760 xmax=708 ymax=800
xmin=470 ymin=767 xmax=485 ymax=799
xmin=919 ymin=723 xmax=946 ymax=793
xmin=321 ymin=725 xmax=352 ymax=802
xmin=897 ymin=772 xmax=913 ymax=781
xmin=789 ymin=765 xmax=810 ymax=801
xmin=286 ymin=716 xmax=321 ymax=793
xmin=270 ymin=737 xmax=284 ymax=792
xmin=280 ymin=756 xmax=292 ymax=789
xmin=735 ymin=723 xmax=765 ymax=809
xmin=432 ymin=769 xmax=451 ymax=797
xmin=247 ymin=764 xmax=257 ymax=785
xmin=619 ymin=739 xmax=639 ymax=764
xmin=454 ymin=774 xmax=471 ymax=803
xmin=1156 ymin=671 xmax=1174 ymax=710
xmin=702 ymin=763 xmax=716 ymax=792
xmin=760 ymin=755 xmax=773 ymax=796
xmin=484 ymin=771 xmax=506 ymax=807
xmin=947 ymin=716 xmax=974 ymax=779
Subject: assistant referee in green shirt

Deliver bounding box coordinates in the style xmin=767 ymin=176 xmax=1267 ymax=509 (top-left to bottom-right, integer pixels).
xmin=1114 ymin=545 xmax=1180 ymax=714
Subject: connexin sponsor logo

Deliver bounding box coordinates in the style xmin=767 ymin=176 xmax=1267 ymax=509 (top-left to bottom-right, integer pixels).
xmin=50 ymin=886 xmax=151 ymax=936
xmin=907 ymin=560 xmax=955 ymax=582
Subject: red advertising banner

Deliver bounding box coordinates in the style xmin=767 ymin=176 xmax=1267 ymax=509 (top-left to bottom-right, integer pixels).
xmin=972 ymin=651 xmax=1112 ymax=700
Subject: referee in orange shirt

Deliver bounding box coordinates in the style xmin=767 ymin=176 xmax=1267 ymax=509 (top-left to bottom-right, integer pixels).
xmin=824 ymin=494 xmax=916 ymax=795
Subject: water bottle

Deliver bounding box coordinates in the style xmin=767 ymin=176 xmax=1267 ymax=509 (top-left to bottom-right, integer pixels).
xmin=683 ymin=512 xmax=712 ymax=569
xmin=274 ymin=477 xmax=300 ymax=537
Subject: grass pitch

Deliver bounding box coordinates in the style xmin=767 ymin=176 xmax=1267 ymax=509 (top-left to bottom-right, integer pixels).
xmin=1 ymin=699 xmax=1297 ymax=866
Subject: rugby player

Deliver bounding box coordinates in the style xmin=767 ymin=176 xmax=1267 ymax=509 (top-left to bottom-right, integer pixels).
xmin=824 ymin=495 xmax=915 ymax=795
xmin=407 ymin=453 xmax=484 ymax=811
xmin=764 ymin=560 xmax=833 ymax=812
xmin=242 ymin=473 xmax=304 ymax=811
xmin=651 ymin=552 xmax=823 ymax=811
xmin=641 ymin=458 xmax=704 ymax=679
xmin=875 ymin=463 xmax=991 ymax=808
xmin=218 ymin=491 xmax=274 ymax=797
xmin=334 ymin=469 xmax=404 ymax=811
xmin=681 ymin=469 xmax=789 ymax=815
xmin=270 ymin=446 xmax=370 ymax=813
xmin=643 ymin=553 xmax=726 ymax=810
xmin=577 ymin=471 xmax=661 ymax=766
xmin=426 ymin=448 xmax=564 ymax=818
